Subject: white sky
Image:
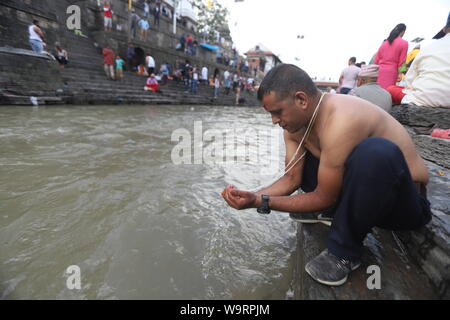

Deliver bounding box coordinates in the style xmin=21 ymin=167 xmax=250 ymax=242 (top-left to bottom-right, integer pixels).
xmin=219 ymin=0 xmax=449 ymax=81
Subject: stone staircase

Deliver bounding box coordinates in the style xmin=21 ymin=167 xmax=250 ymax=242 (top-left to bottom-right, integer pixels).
xmin=0 ymin=0 xmax=259 ymax=107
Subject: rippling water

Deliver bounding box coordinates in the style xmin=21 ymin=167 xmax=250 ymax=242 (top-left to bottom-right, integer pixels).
xmin=0 ymin=105 xmax=297 ymax=300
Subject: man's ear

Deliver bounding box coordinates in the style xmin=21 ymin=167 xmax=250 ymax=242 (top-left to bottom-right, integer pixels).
xmin=294 ymin=91 xmax=308 ymax=110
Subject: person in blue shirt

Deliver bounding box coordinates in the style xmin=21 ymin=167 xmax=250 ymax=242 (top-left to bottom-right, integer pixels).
xmin=139 ymin=18 xmax=150 ymax=41
xmin=115 ymin=56 xmax=125 ymax=81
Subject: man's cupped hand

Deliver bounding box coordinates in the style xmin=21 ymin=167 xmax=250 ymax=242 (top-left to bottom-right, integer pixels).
xmin=221 ymin=185 xmax=259 ymax=210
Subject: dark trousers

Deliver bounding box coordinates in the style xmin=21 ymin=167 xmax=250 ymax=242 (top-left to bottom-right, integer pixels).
xmin=340 ymin=87 xmax=352 ymax=94
xmin=300 ymin=137 xmax=432 ymax=261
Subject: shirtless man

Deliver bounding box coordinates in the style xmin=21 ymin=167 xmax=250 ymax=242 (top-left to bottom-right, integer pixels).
xmin=221 ymin=64 xmax=431 ymax=286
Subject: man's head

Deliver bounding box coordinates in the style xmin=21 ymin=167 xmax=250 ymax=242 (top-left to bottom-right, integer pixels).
xmin=357 ymin=64 xmax=379 ymax=86
xmin=257 ymin=64 xmax=320 ymax=133
xmin=33 ymin=20 xmax=40 ymax=27
xmin=348 ymin=57 xmax=356 ymax=66
xmin=433 ymin=12 xmax=450 ymax=39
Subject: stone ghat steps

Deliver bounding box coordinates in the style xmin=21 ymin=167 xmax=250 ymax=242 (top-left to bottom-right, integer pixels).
xmin=61 ymin=68 xmax=252 ymax=95
xmin=63 ymin=93 xmax=236 ymax=107
xmin=59 ymin=67 xmax=253 ymax=106
xmin=63 ymin=78 xmax=244 ymax=100
xmin=58 ymin=67 xmax=257 ymax=106
xmin=65 ymin=89 xmax=241 ymax=106
xmin=78 ymin=84 xmax=243 ymax=101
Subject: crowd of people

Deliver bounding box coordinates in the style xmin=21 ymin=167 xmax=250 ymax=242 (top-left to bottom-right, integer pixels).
xmin=98 ymin=0 xmax=259 ymax=101
xmin=335 ymin=16 xmax=450 ymax=113
xmin=176 ymin=34 xmax=199 ymax=56
xmin=100 ymin=42 xmax=258 ymax=103
xmin=26 ymin=0 xmax=260 ymax=103
xmin=106 ymin=0 xmax=163 ymax=39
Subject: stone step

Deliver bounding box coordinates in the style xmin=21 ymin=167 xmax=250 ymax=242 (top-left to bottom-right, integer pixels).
xmin=0 ymin=95 xmax=62 ymax=106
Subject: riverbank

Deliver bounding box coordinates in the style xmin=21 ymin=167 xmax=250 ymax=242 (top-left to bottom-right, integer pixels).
xmin=0 ymin=47 xmax=259 ymax=108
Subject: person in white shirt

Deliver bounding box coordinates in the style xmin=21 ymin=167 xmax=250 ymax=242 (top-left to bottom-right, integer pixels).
xmin=387 ymin=12 xmax=450 ymax=108
xmin=339 ymin=57 xmax=361 ymax=94
xmin=191 ymin=66 xmax=199 ymax=94
xmin=201 ymin=66 xmax=208 ymax=85
xmin=29 ymin=20 xmax=45 ymax=53
xmin=143 ymin=0 xmax=150 ymax=18
xmin=146 ymin=55 xmax=155 ymax=75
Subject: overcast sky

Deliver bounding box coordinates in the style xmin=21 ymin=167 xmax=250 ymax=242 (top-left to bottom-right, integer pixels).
xmin=220 ymin=0 xmax=449 ymax=81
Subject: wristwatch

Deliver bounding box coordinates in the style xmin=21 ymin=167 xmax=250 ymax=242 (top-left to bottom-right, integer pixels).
xmin=257 ymin=195 xmax=271 ymax=214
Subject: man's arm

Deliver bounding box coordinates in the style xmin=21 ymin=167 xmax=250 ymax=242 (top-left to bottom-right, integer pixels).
xmin=255 ymin=130 xmax=305 ymax=197
xmin=221 ymin=130 xmax=306 ymax=209
xmin=264 ymin=151 xmax=344 ymax=213
xmin=259 ymin=116 xmax=368 ymax=213
xmin=34 ymin=26 xmax=45 ymax=42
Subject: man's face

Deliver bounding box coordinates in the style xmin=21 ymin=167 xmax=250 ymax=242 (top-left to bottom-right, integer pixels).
xmin=262 ymin=91 xmax=307 ymax=133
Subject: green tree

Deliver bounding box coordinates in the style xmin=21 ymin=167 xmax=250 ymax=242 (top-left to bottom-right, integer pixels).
xmin=191 ymin=0 xmax=230 ymax=43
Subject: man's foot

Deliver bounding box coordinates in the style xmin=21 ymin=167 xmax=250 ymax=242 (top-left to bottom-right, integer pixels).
xmin=305 ymin=249 xmax=361 ymax=286
xmin=289 ymin=210 xmax=333 ymax=226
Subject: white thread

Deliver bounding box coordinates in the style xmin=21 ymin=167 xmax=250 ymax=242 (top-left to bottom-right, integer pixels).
xmin=251 ymin=92 xmax=326 ymax=192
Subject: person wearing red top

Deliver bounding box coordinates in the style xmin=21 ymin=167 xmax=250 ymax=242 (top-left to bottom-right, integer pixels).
xmin=186 ymin=35 xmax=193 ymax=55
xmin=102 ymin=45 xmax=116 ymax=80
xmin=103 ymin=1 xmax=113 ymax=31
xmin=374 ymin=23 xmax=408 ymax=90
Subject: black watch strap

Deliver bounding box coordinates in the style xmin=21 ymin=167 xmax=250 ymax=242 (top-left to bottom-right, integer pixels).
xmin=257 ymin=195 xmax=271 ymax=214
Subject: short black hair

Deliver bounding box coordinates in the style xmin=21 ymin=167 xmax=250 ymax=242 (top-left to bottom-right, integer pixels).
xmin=257 ymin=64 xmax=318 ymax=101
xmin=349 ymin=57 xmax=356 ymax=63
xmin=33 ymin=20 xmax=39 ymax=24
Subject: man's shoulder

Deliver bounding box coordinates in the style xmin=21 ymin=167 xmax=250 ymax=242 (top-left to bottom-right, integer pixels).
xmin=324 ymin=94 xmax=375 ymax=122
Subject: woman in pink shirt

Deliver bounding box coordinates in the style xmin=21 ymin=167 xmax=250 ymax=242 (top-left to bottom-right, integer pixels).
xmin=374 ymin=23 xmax=408 ymax=89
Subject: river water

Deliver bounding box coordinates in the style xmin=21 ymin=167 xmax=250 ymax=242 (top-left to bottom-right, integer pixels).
xmin=0 ymin=105 xmax=297 ymax=300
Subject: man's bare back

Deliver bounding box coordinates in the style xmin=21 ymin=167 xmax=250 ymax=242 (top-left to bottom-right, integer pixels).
xmin=287 ymin=94 xmax=429 ymax=185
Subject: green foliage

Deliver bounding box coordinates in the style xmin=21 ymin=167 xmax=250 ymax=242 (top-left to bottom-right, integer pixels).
xmin=191 ymin=0 xmax=230 ymax=43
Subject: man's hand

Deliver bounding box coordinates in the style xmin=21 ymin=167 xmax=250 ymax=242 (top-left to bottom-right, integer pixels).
xmin=221 ymin=185 xmax=259 ymax=210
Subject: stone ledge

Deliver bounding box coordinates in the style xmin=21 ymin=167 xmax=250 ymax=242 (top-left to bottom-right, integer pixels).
xmin=390 ymin=104 xmax=450 ymax=133
xmin=412 ymin=135 xmax=450 ymax=170
xmin=0 ymin=47 xmax=55 ymax=60
xmin=294 ymin=223 xmax=439 ymax=299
